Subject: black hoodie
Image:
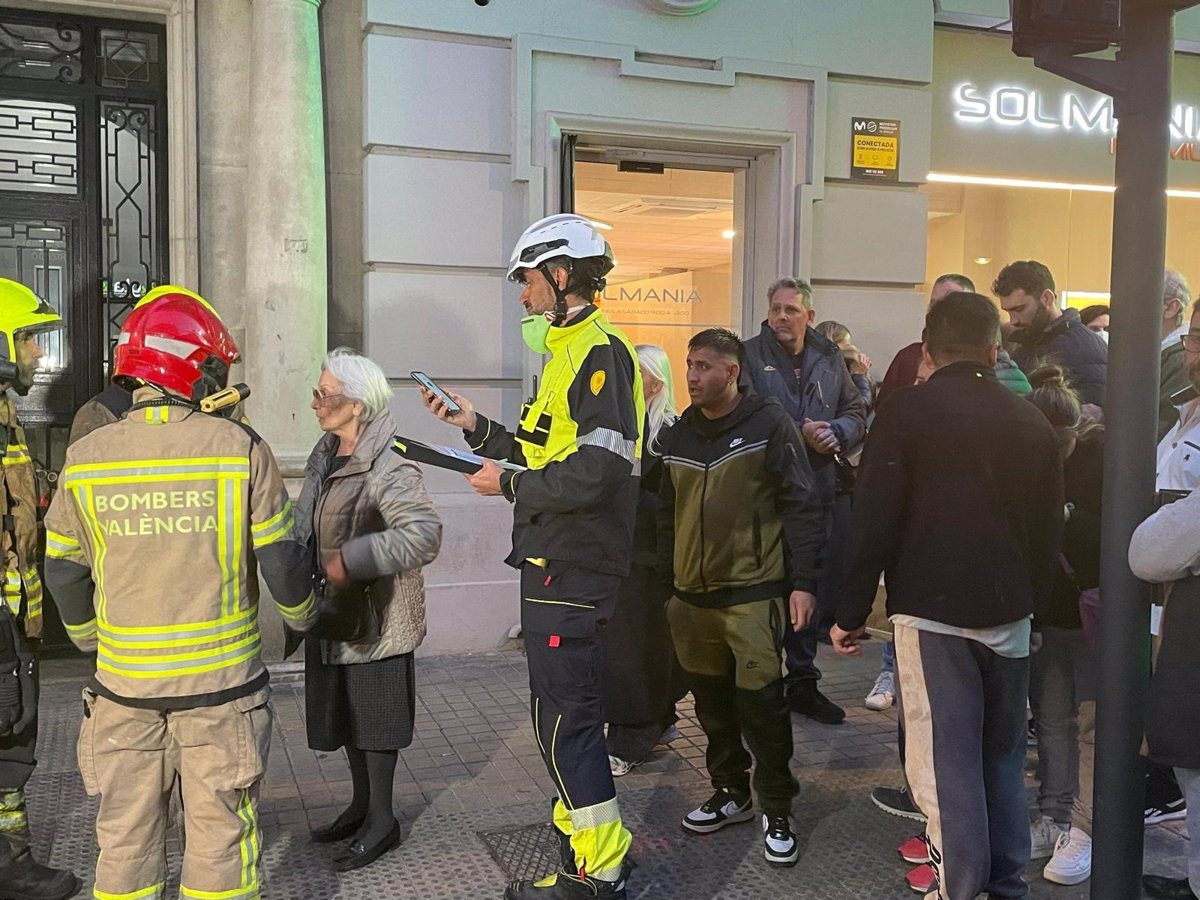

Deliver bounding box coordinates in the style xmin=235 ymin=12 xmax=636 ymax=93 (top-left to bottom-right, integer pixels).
xmin=656 ymin=390 xmax=825 ymax=607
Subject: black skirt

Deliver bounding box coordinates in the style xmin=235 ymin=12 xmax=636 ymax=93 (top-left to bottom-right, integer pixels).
xmin=304 ymin=638 xmax=417 ymax=753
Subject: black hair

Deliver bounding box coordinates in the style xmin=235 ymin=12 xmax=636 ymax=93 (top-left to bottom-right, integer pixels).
xmin=688 ymin=327 xmax=745 ymax=366
xmin=934 ymin=273 xmax=976 ymax=293
xmin=992 ymin=260 xmax=1056 ymax=299
xmin=925 ymin=291 xmax=1000 ymax=362
xmin=1079 ymin=304 xmax=1110 ymax=326
xmin=546 ymin=256 xmax=610 ymax=303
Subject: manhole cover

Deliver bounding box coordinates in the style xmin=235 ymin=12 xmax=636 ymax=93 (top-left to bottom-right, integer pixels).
xmin=478 ymin=822 xmax=560 ymax=883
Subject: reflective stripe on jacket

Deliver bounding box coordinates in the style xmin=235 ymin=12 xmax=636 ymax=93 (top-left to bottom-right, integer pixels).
xmin=465 ymin=306 xmax=645 ymax=576
xmin=0 ymin=395 xmax=42 ymax=638
xmin=44 ymin=388 xmax=316 ymax=704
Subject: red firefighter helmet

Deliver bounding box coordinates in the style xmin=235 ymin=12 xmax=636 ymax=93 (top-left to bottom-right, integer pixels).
xmin=113 ymin=290 xmax=239 ymax=401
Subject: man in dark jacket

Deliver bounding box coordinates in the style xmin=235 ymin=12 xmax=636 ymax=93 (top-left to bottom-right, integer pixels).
xmin=879 ymin=273 xmax=1030 ymax=409
xmin=659 ymin=327 xmax=825 ymax=868
xmin=741 ymin=277 xmax=866 ymax=724
xmin=833 ymin=292 xmax=1064 ymax=900
xmin=1131 ymin=489 xmax=1200 ymax=900
xmin=994 ymin=260 xmax=1108 ymax=407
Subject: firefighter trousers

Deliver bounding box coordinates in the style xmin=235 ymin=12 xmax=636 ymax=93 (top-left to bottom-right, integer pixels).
xmin=77 ymin=685 xmax=273 ymax=900
xmin=520 ymin=560 xmax=632 ymax=883
xmin=0 ymin=650 xmax=37 ymax=855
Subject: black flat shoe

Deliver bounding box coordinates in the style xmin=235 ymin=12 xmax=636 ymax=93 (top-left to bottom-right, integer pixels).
xmin=333 ymin=819 xmax=401 ymax=872
xmin=310 ymin=814 xmax=366 ymax=844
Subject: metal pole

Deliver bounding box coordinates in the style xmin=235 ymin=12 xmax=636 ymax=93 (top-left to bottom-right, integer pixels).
xmin=1091 ymin=4 xmax=1174 ymax=897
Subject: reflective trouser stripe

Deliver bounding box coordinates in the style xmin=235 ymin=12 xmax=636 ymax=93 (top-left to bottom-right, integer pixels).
xmin=559 ymin=797 xmax=631 ymax=883
xmin=94 ymin=885 xmax=166 ymax=900
xmin=180 ymin=885 xmax=260 ymax=900
xmin=235 ymin=788 xmax=260 ymax=892
xmin=0 ymin=787 xmax=26 ymax=835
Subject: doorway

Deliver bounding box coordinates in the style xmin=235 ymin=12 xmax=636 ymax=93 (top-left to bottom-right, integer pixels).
xmin=0 ymin=9 xmax=170 ymax=650
xmin=573 ymin=149 xmax=748 ymax=411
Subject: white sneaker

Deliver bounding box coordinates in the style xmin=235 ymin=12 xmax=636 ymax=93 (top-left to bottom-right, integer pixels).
xmin=681 ymin=789 xmax=754 ymax=834
xmin=865 ymin=670 xmax=896 ymax=711
xmin=1042 ymin=827 xmax=1091 ymax=885
xmin=762 ymin=814 xmax=799 ymax=867
xmin=608 ymin=755 xmax=636 ymax=777
xmin=1030 ymin=814 xmax=1069 ymax=860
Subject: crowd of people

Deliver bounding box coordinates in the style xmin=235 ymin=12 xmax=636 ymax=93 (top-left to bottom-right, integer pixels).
xmin=0 ymin=210 xmax=1197 ymax=900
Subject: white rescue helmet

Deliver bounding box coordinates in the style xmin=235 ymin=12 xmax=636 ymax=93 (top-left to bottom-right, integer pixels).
xmin=506 ymin=214 xmax=615 ymax=284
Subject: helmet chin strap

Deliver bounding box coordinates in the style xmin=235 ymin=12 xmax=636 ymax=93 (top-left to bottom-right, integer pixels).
xmin=538 ymin=263 xmax=572 ymax=325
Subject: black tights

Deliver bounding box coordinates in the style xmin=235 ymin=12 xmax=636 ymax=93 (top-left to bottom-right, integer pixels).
xmin=340 ymin=746 xmax=398 ymax=843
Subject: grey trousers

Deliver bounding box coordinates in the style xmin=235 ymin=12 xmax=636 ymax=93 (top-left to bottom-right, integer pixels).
xmin=895 ymin=622 xmax=1031 ymax=900
xmin=1029 ymin=626 xmax=1095 ymax=827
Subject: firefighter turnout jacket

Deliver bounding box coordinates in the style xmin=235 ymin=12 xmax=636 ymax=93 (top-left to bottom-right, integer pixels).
xmin=44 ymin=388 xmax=318 ymax=707
xmin=0 ymin=395 xmax=43 ymax=641
xmin=465 ymin=305 xmax=645 ymax=577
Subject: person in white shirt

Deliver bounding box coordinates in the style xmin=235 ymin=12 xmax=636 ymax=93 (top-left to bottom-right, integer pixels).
xmin=1158 ymin=300 xmax=1200 ymax=493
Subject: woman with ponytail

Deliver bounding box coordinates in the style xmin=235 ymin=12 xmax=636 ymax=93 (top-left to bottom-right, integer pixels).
xmin=601 ymin=344 xmax=687 ymax=775
xmin=1023 ymin=363 xmax=1102 ymax=887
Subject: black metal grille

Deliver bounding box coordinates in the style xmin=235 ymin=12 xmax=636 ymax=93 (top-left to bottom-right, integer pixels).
xmin=98 ymin=28 xmax=160 ymax=89
xmin=0 ymin=20 xmax=83 ymax=84
xmin=0 ymin=219 xmax=70 ymax=370
xmin=100 ymin=100 xmax=158 ymax=359
xmin=0 ymin=97 xmax=78 ymax=194
xmin=477 ymin=822 xmax=560 ymax=883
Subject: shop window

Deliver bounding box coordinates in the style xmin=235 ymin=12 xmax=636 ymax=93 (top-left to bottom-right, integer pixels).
xmin=923 ymin=176 xmax=1200 ymax=315
xmin=574 ymin=160 xmax=740 ymax=410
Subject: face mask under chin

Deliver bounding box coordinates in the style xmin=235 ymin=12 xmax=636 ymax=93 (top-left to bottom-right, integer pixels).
xmin=521 ymin=314 xmax=552 ymax=353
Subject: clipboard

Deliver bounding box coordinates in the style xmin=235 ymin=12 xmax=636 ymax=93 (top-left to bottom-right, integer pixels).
xmin=392 ymin=435 xmax=525 ymax=474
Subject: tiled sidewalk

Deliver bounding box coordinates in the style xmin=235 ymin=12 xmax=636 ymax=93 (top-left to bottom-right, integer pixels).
xmin=27 ymin=643 xmax=1187 ymax=898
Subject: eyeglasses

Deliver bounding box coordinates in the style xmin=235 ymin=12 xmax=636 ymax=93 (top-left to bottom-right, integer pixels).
xmin=1180 ymin=334 xmax=1200 ymax=353
xmin=311 ymin=388 xmax=346 ymax=406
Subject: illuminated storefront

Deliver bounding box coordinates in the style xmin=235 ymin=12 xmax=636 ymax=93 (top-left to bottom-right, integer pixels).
xmin=927 ymin=27 xmax=1200 ymax=312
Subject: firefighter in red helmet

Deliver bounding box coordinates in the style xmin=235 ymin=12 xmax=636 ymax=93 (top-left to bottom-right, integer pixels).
xmin=44 ymin=288 xmax=320 ymax=900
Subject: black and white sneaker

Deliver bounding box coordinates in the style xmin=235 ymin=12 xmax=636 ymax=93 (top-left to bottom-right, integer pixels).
xmin=762 ymin=814 xmax=799 ymax=867
xmin=681 ymin=789 xmax=754 ymax=834
xmin=1145 ymin=798 xmax=1187 ymax=825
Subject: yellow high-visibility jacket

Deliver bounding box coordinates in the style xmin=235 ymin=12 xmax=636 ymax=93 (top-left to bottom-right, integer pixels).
xmin=466 ymin=305 xmax=645 ymax=580
xmin=0 ymin=395 xmax=43 ymax=639
xmin=44 ymin=388 xmax=317 ymax=707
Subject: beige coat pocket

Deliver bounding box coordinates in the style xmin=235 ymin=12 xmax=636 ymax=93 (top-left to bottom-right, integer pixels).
xmin=76 ymin=689 xmax=99 ymax=796
xmin=231 ymin=687 xmax=273 ymax=789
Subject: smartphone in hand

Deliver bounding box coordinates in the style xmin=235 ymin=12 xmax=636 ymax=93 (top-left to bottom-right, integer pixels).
xmin=410 ymin=371 xmax=462 ymax=415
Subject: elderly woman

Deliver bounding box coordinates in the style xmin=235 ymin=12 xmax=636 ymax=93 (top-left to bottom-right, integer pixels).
xmin=297 ymin=348 xmax=441 ymax=871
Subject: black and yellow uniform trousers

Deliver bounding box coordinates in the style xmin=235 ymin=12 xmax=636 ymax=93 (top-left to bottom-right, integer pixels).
xmin=520 ymin=559 xmax=632 ymax=883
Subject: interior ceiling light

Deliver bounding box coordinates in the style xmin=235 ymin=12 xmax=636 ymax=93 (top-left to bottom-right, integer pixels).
xmin=588 ymin=219 xmax=613 ymax=231
xmin=722 ymin=229 xmax=736 ymax=239
xmin=928 ymin=171 xmax=1200 ymax=199
xmin=974 ymin=256 xmax=991 ymax=265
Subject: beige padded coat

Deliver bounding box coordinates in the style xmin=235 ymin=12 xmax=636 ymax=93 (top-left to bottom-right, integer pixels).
xmin=297 ymin=410 xmax=442 ymax=665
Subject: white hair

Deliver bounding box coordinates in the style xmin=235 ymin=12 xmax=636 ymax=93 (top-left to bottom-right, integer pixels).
xmin=636 ymin=344 xmax=676 ymax=456
xmin=321 ymin=347 xmax=393 ymax=422
xmin=1165 ymin=269 xmax=1192 ymax=327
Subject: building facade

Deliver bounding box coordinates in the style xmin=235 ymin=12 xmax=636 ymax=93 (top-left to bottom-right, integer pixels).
xmin=4 ymin=0 xmax=1200 ymax=655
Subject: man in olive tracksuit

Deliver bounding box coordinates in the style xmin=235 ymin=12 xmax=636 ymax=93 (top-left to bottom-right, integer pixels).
xmin=657 ymin=328 xmax=825 ymax=867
